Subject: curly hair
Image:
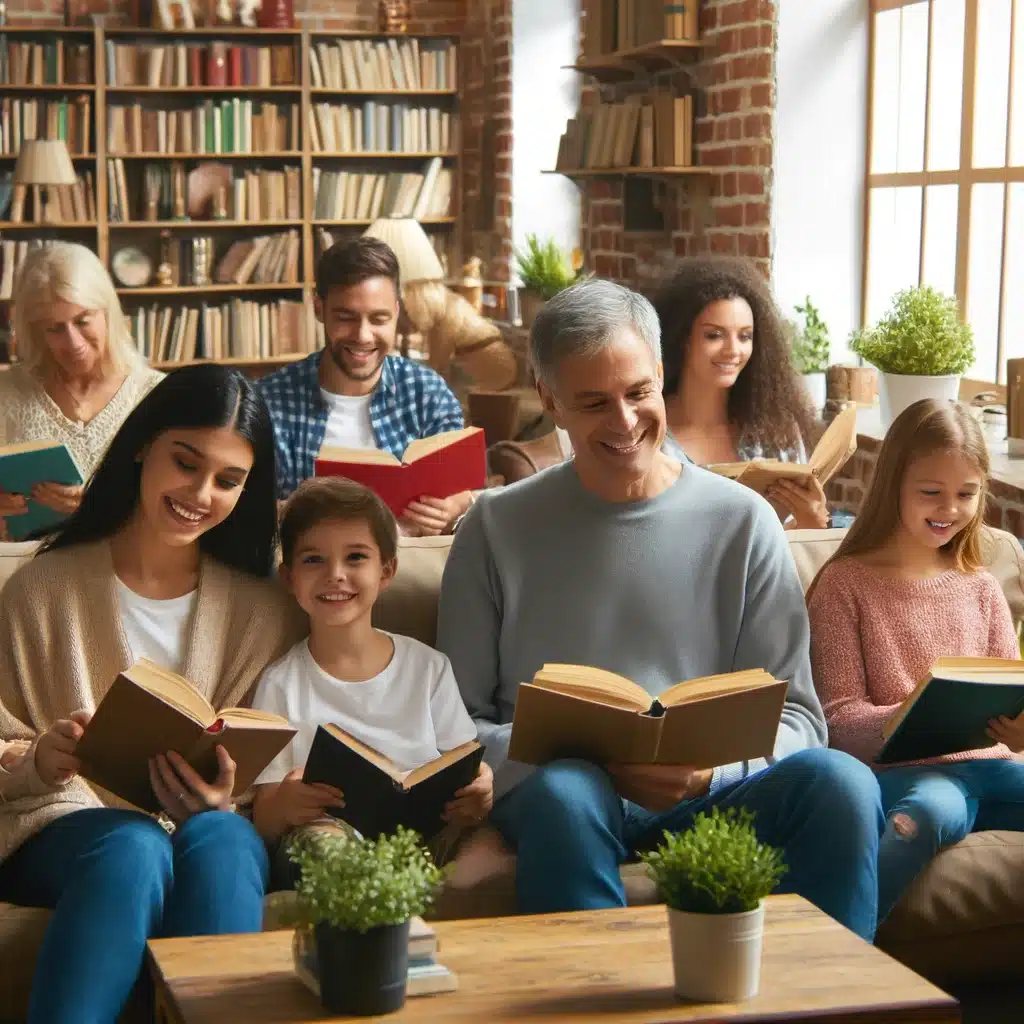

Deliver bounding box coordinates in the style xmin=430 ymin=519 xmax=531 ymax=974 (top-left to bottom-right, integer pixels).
xmin=654 ymin=255 xmax=815 ymax=455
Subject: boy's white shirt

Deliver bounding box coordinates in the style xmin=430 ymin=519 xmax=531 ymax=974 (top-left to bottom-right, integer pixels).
xmin=251 ymin=631 xmax=476 ymax=785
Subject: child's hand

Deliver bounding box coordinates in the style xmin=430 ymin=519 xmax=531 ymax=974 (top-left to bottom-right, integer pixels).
xmin=253 ymin=768 xmax=345 ymax=841
xmin=987 ymin=712 xmax=1024 ymax=752
xmin=443 ymin=761 xmax=494 ymax=826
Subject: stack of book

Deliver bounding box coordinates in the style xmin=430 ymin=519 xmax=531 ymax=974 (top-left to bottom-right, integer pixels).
xmin=583 ymin=0 xmax=700 ymax=56
xmin=0 ymin=96 xmax=92 ymax=154
xmin=214 ymin=230 xmax=302 ymax=286
xmin=312 ymin=158 xmax=451 ymax=221
xmin=309 ymin=37 xmax=457 ymax=91
xmin=310 ymin=101 xmax=452 ymax=154
xmin=0 ymin=39 xmax=93 ymax=85
xmin=2 ymin=174 xmax=96 ymax=225
xmin=104 ymin=40 xmax=296 ymax=87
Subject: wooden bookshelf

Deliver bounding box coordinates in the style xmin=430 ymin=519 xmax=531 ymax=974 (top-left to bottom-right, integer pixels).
xmin=545 ymin=167 xmax=715 ymax=179
xmin=0 ymin=24 xmax=462 ymax=368
xmin=569 ymin=39 xmax=705 ymax=81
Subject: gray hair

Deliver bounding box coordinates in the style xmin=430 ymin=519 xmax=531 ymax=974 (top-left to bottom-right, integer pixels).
xmin=529 ymin=278 xmax=662 ymax=388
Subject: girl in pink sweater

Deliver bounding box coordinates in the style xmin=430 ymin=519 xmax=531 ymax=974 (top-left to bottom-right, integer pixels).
xmin=808 ymin=398 xmax=1024 ymax=922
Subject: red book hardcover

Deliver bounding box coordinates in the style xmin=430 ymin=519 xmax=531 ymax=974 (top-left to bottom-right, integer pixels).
xmin=228 ymin=47 xmax=243 ymax=87
xmin=207 ymin=43 xmax=228 ymax=87
xmin=314 ymin=428 xmax=487 ymax=518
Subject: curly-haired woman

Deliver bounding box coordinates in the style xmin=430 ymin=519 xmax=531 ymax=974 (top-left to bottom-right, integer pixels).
xmin=654 ymin=255 xmax=828 ymax=529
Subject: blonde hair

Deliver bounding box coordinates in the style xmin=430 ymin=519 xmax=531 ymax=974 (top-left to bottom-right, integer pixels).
xmin=807 ymin=399 xmax=990 ymax=603
xmin=11 ymin=242 xmax=144 ymax=375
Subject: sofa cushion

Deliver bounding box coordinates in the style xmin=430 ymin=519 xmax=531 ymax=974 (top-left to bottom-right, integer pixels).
xmin=0 ymin=540 xmax=39 ymax=594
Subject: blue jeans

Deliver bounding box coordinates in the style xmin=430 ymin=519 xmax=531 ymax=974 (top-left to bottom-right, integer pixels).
xmin=0 ymin=808 xmax=269 ymax=1024
xmin=490 ymin=748 xmax=884 ymax=941
xmin=877 ymin=759 xmax=1024 ymax=922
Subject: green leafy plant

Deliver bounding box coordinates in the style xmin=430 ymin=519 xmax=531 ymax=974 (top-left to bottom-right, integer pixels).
xmin=641 ymin=808 xmax=787 ymax=915
xmin=289 ymin=827 xmax=444 ymax=934
xmin=514 ymin=234 xmax=585 ymax=300
xmin=790 ymin=296 xmax=831 ymax=374
xmin=851 ymin=286 xmax=975 ymax=376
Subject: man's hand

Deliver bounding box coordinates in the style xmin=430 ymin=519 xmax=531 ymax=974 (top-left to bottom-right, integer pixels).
xmin=35 ymin=710 xmax=92 ymax=787
xmin=253 ymin=768 xmax=346 ymax=841
xmin=443 ymin=761 xmax=494 ymax=825
xmin=31 ymin=482 xmax=84 ymax=517
xmin=148 ymin=747 xmax=238 ymax=824
xmin=607 ymin=763 xmax=713 ymax=813
xmin=399 ymin=491 xmax=474 ymax=537
xmin=767 ymin=475 xmax=829 ymax=530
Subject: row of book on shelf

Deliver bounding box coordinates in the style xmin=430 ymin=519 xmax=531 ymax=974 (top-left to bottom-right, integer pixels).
xmin=556 ymin=93 xmax=693 ymax=171
xmin=0 ymin=38 xmax=93 ymax=86
xmin=0 ymin=97 xmax=92 ymax=155
xmin=312 ymin=158 xmax=451 ymax=222
xmin=583 ymin=0 xmax=700 ymax=56
xmin=104 ymin=40 xmax=297 ymax=88
xmin=310 ymin=102 xmax=453 ymax=155
xmin=309 ymin=37 xmax=456 ymax=92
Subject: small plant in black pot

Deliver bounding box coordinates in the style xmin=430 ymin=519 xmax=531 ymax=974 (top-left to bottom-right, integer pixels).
xmin=289 ymin=826 xmax=443 ymax=1016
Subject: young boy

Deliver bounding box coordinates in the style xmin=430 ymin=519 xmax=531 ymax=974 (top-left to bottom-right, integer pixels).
xmin=250 ymin=477 xmax=493 ymax=850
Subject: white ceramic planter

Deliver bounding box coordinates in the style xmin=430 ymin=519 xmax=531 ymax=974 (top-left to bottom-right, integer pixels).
xmin=801 ymin=372 xmax=827 ymax=414
xmin=667 ymin=902 xmax=765 ymax=1003
xmin=879 ymin=372 xmax=960 ymax=427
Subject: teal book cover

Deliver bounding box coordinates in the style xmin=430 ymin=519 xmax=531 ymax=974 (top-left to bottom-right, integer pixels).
xmin=0 ymin=442 xmax=84 ymax=541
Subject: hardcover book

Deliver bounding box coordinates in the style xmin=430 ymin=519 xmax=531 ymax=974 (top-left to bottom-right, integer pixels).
xmin=0 ymin=440 xmax=85 ymax=540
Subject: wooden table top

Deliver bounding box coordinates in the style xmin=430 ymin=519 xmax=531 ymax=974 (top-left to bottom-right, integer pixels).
xmin=147 ymin=894 xmax=960 ymax=1023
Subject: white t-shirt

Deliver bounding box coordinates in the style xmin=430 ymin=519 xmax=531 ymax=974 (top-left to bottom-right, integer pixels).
xmin=320 ymin=388 xmax=377 ymax=450
xmin=252 ymin=632 xmax=476 ymax=785
xmin=116 ymin=580 xmax=197 ymax=674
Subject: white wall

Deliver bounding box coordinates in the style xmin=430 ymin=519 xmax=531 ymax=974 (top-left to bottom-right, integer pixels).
xmin=773 ymin=0 xmax=869 ymax=363
xmin=511 ymin=0 xmax=580 ymax=275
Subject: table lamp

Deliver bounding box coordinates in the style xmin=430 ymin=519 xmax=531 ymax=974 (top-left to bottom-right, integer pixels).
xmin=13 ymin=140 xmax=77 ymax=224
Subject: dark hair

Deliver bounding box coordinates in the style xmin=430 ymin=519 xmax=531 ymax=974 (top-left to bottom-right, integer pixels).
xmin=40 ymin=364 xmax=279 ymax=578
xmin=315 ymin=237 xmax=401 ymax=300
xmin=280 ymin=477 xmax=399 ymax=566
xmin=654 ymin=255 xmax=815 ymax=454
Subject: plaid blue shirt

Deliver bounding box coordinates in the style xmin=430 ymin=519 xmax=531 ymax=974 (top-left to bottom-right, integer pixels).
xmin=259 ymin=351 xmax=464 ymax=498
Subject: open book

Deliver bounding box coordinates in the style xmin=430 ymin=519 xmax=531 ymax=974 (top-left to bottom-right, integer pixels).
xmin=507 ymin=663 xmax=788 ymax=768
xmin=878 ymin=657 xmax=1024 ymax=764
xmin=0 ymin=440 xmax=85 ymax=540
xmin=75 ymin=659 xmax=296 ymax=813
xmin=314 ymin=427 xmax=486 ymax=518
xmin=707 ymin=406 xmax=858 ymax=496
xmin=303 ymin=724 xmax=484 ymax=840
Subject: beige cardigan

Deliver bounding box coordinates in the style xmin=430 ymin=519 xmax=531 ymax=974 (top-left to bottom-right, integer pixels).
xmin=0 ymin=541 xmax=307 ymax=862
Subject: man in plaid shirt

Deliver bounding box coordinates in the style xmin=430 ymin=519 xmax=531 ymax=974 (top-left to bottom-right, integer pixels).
xmin=260 ymin=237 xmax=474 ymax=535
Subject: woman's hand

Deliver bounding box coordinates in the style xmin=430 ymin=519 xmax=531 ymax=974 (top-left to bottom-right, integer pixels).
xmin=988 ymin=712 xmax=1024 ymax=753
xmin=31 ymin=482 xmax=84 ymax=516
xmin=767 ymin=475 xmax=830 ymax=530
xmin=443 ymin=761 xmax=494 ymax=825
xmin=0 ymin=491 xmax=28 ymax=519
xmin=148 ymin=747 xmax=236 ymax=824
xmin=35 ymin=710 xmax=92 ymax=787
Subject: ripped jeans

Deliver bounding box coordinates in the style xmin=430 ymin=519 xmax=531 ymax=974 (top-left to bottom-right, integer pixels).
xmin=877 ymin=759 xmax=1024 ymax=922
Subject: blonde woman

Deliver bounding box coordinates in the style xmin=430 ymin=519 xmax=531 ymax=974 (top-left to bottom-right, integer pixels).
xmin=0 ymin=243 xmax=161 ymax=537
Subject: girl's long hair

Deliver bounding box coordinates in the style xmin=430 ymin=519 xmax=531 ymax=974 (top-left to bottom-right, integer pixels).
xmin=806 ymin=398 xmax=989 ymax=604
xmin=40 ymin=364 xmax=279 ymax=578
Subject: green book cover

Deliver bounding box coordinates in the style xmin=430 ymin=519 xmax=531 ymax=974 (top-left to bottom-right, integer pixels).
xmin=0 ymin=441 xmax=84 ymax=541
xmin=878 ymin=663 xmax=1024 ymax=764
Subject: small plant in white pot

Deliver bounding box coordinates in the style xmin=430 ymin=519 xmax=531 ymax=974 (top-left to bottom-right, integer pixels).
xmin=851 ymin=286 xmax=975 ymax=427
xmin=790 ymin=297 xmax=830 ymax=415
xmin=289 ymin=827 xmax=443 ymax=1016
xmin=641 ymin=807 xmax=786 ymax=1004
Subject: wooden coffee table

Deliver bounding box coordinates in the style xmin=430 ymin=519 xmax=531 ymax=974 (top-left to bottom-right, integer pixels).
xmin=148 ymin=894 xmax=960 ymax=1022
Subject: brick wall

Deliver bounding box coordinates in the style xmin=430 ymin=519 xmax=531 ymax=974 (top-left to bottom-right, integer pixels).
xmin=18 ymin=0 xmax=510 ymax=277
xmin=580 ymin=0 xmax=777 ymax=291
xmin=827 ymin=437 xmax=1024 ymax=537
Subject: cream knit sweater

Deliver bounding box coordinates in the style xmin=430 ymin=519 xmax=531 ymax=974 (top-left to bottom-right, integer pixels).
xmin=0 ymin=541 xmax=307 ymax=862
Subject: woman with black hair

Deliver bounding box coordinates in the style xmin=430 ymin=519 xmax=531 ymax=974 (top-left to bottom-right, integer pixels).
xmin=0 ymin=364 xmax=306 ymax=1023
xmin=654 ymin=255 xmax=830 ymax=529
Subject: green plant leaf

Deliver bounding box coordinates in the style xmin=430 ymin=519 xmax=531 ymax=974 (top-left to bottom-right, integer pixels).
xmin=514 ymin=233 xmax=585 ymax=300
xmin=790 ymin=296 xmax=831 ymax=374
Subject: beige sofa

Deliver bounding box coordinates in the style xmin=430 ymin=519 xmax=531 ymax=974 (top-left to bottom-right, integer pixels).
xmin=2 ymin=527 xmax=1024 ymax=1014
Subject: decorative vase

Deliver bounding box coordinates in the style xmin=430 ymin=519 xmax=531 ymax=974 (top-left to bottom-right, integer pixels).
xmin=309 ymin=920 xmax=410 ymax=1016
xmin=518 ymin=290 xmax=545 ymax=331
xmin=667 ymin=902 xmax=765 ymax=1003
xmin=379 ymin=0 xmax=410 ymax=33
xmin=801 ymin=372 xmax=827 ymax=415
xmin=878 ymin=372 xmax=960 ymax=427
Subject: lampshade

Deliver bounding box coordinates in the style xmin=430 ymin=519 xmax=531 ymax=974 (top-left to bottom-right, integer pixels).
xmin=13 ymin=140 xmax=77 ymax=186
xmin=363 ymin=218 xmax=444 ymax=285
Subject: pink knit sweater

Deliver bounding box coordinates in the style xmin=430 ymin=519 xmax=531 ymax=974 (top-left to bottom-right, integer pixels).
xmin=808 ymin=558 xmax=1020 ymax=767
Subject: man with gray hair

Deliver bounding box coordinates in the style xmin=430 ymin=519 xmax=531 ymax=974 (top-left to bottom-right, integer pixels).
xmin=437 ymin=279 xmax=884 ymax=939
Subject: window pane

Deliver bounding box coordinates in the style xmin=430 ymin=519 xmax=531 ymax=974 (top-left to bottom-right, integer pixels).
xmin=928 ymin=0 xmax=966 ymax=170
xmin=866 ymin=187 xmax=924 ymax=326
xmin=1011 ymin=0 xmax=1024 ymax=165
xmin=922 ymin=184 xmax=959 ymax=295
xmin=1001 ymin=184 xmax=1024 ymax=372
xmin=966 ymin=183 xmax=1007 ymax=379
xmin=872 ymin=9 xmax=902 ymax=173
xmin=898 ymin=3 xmax=930 ymax=172
xmin=974 ymin=0 xmax=1013 ymax=168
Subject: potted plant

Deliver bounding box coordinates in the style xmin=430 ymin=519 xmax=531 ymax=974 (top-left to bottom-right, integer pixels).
xmin=851 ymin=286 xmax=975 ymax=426
xmin=288 ymin=826 xmax=443 ymax=1016
xmin=790 ymin=297 xmax=830 ymax=414
xmin=514 ymin=234 xmax=585 ymax=329
xmin=641 ymin=807 xmax=786 ymax=1003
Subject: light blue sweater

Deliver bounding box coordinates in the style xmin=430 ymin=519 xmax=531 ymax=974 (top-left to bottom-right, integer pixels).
xmin=436 ymin=460 xmax=827 ymax=801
